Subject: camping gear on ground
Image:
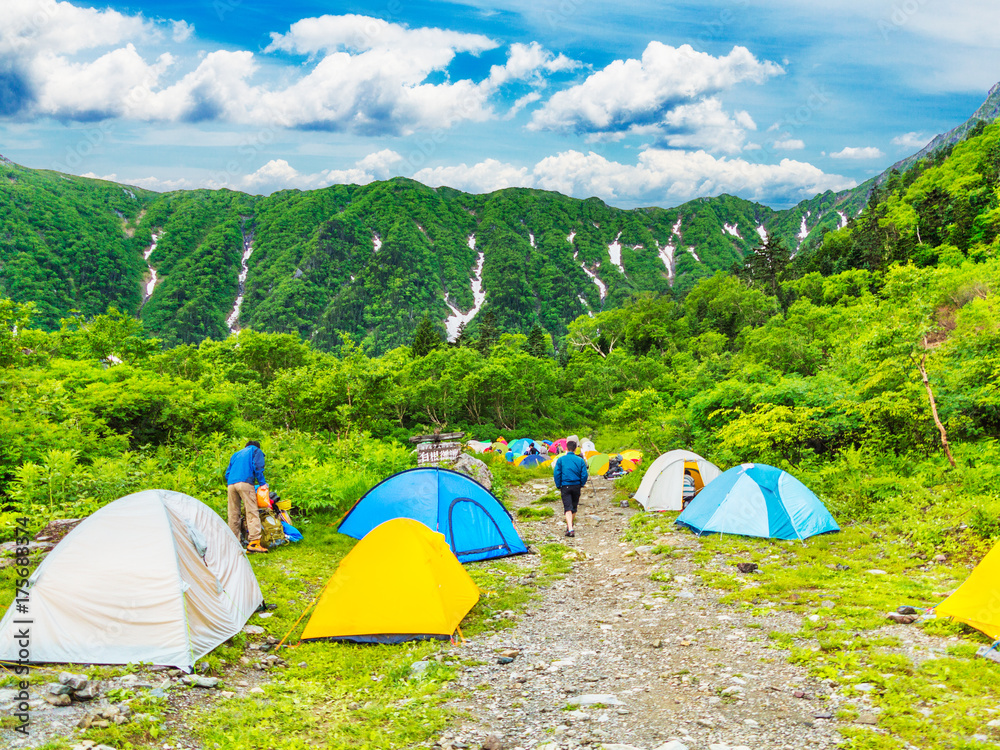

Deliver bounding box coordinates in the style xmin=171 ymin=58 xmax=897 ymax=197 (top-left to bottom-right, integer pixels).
xmin=258 ymin=507 xmax=288 ymax=548
xmin=466 ymin=440 xmax=492 ymax=453
xmin=282 ymin=521 xmax=304 ymax=542
xmin=604 ymin=455 xmax=626 ymax=479
xmin=580 ymin=438 xmax=596 ymax=454
xmin=256 ymin=485 xmax=271 ymax=508
xmin=301 ymin=518 xmax=479 ymax=644
xmin=620 ymin=449 xmax=643 ymax=464
xmin=635 ymin=450 xmax=722 ymax=511
xmin=338 ymin=467 xmax=528 ymax=563
xmin=0 ymin=489 xmax=263 ymax=671
xmin=931 ymin=542 xmax=1000 ymax=641
xmin=548 ymin=438 xmax=568 ymax=454
xmin=675 ymin=463 xmax=839 ymax=541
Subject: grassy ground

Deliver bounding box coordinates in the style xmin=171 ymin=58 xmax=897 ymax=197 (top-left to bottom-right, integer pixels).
xmin=623 ymin=505 xmax=1000 ymax=750
xmin=0 ymin=467 xmax=572 ymax=750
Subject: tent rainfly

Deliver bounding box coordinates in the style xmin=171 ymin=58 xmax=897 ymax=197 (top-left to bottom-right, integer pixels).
xmin=933 ymin=542 xmax=1000 ymax=641
xmin=635 ymin=449 xmax=722 ymax=511
xmin=301 ymin=518 xmax=479 ymax=644
xmin=338 ymin=467 xmax=528 ymax=563
xmin=0 ymin=489 xmax=263 ymax=671
xmin=676 ymin=463 xmax=839 ymax=541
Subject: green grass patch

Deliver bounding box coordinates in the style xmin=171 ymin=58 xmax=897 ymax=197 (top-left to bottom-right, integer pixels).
xmin=517 ymin=506 xmax=554 ymax=520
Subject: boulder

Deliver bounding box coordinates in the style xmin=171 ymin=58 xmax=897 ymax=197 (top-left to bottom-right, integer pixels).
xmin=451 ymin=454 xmax=493 ymax=490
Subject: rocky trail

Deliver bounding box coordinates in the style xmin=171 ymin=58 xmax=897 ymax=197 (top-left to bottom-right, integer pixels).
xmin=443 ymin=477 xmax=851 ymax=750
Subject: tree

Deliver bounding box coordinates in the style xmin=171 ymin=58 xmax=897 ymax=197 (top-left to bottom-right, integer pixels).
xmin=411 ymin=315 xmax=442 ymax=357
xmin=524 ymin=323 xmax=548 ymax=358
xmin=475 ymin=310 xmax=499 ymax=356
xmin=453 ymin=321 xmax=469 ymax=347
xmin=740 ymin=234 xmax=791 ymax=295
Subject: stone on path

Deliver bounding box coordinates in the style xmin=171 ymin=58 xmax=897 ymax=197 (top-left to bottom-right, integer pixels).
xmin=568 ymin=693 xmax=625 ymax=707
xmin=654 ymin=742 xmax=689 ymax=750
xmin=182 ymin=675 xmax=219 ymax=688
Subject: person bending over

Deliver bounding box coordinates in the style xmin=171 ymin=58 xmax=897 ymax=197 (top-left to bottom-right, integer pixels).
xmin=225 ymin=440 xmax=268 ymax=553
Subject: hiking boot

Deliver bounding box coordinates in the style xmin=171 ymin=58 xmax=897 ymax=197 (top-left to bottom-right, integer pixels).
xmin=565 ymin=529 xmax=575 ymax=537
xmin=246 ymin=540 xmax=268 ymax=554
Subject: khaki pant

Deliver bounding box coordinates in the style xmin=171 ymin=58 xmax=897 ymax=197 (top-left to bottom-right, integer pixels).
xmin=227 ymin=482 xmax=261 ymax=543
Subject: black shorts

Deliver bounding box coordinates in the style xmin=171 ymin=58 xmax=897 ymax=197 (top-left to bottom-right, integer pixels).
xmin=560 ymin=486 xmax=582 ymax=513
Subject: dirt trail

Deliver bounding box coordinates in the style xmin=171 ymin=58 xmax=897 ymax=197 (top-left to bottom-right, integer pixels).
xmin=446 ymin=477 xmax=848 ymax=750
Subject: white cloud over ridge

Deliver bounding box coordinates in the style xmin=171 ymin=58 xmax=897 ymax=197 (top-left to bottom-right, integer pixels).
xmin=830 ymin=146 xmax=886 ymax=160
xmin=892 ymin=132 xmax=928 ymax=149
xmin=416 ymin=148 xmax=855 ymax=206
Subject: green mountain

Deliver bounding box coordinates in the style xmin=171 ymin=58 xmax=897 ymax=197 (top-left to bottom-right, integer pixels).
xmin=2 ymin=83 xmax=998 ymax=353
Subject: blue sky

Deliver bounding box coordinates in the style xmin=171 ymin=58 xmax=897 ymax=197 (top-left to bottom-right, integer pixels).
xmin=1 ymin=0 xmax=997 ymax=209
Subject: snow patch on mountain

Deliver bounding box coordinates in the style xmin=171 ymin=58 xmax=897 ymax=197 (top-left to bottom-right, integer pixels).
xmin=373 ymin=233 xmax=382 ymax=252
xmin=608 ymin=232 xmax=625 ymax=274
xmin=656 ymin=241 xmax=675 ymax=285
xmin=226 ymin=229 xmax=255 ymax=333
xmin=567 ymin=231 xmax=576 ymax=245
xmin=578 ymin=294 xmax=594 ymax=318
xmin=529 ymin=232 xmax=535 ymax=248
xmin=757 ymin=224 xmax=768 ymax=243
xmin=580 ymin=263 xmax=607 ymax=301
xmin=142 ymin=231 xmax=161 ymax=301
xmin=723 ymin=223 xmax=742 ymax=239
xmin=444 ymin=250 xmax=486 ymax=342
xmin=687 ymin=246 xmax=701 ymax=262
xmin=838 ymin=211 xmax=848 ymax=229
xmin=798 ymin=212 xmax=811 ymax=242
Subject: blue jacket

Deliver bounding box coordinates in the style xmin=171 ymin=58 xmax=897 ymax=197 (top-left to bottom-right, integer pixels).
xmin=554 ymin=453 xmax=588 ymax=488
xmin=225 ymin=445 xmax=266 ymax=486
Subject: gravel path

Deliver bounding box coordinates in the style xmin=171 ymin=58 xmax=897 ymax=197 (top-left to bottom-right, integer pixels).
xmin=443 ymin=477 xmax=852 ymax=750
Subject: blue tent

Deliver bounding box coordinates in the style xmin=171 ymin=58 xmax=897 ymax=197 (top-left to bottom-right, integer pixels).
xmin=517 ymin=454 xmax=547 ymax=467
xmin=508 ymin=438 xmax=545 ymax=455
xmin=338 ymin=468 xmax=528 ymax=563
xmin=675 ymin=463 xmax=839 ymax=541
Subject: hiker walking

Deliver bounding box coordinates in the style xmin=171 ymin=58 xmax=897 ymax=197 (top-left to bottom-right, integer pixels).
xmin=553 ymin=437 xmax=588 ymax=537
xmin=225 ymin=440 xmax=268 ymax=554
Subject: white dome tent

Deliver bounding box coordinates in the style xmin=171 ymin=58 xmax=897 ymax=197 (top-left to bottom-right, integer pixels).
xmin=634 ymin=450 xmax=722 ymax=511
xmin=0 ymin=489 xmax=262 ymax=672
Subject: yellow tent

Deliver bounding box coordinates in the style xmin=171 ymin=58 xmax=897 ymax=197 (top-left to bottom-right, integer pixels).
xmin=300 ymin=519 xmax=480 ymax=644
xmin=934 ymin=542 xmax=1000 ymax=640
xmin=620 ymin=449 xmax=643 ymax=463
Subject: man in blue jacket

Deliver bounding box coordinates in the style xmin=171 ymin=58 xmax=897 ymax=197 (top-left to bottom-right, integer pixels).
xmin=553 ymin=438 xmax=588 ymax=537
xmin=225 ymin=440 xmax=268 ymax=553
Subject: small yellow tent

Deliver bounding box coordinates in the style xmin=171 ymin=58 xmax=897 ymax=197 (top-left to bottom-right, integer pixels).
xmin=300 ymin=518 xmax=480 ymax=644
xmin=934 ymin=542 xmax=1000 ymax=640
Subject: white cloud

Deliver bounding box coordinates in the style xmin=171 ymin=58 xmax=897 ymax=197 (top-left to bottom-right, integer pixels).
xmin=486 ymin=41 xmax=578 ymax=88
xmin=528 ymin=42 xmax=782 ymax=152
xmin=413 ymin=159 xmax=532 ymax=193
xmin=408 ymin=148 xmax=854 ymax=206
xmin=241 ymin=150 xmax=406 ymax=193
xmin=506 ymin=91 xmax=542 ymax=119
xmin=773 ymin=138 xmax=805 ymax=150
xmin=1 ymin=8 xmax=573 ymax=135
xmin=81 ymin=172 xmax=195 ymax=191
xmin=265 ymin=14 xmax=495 ymax=57
xmin=529 ymin=42 xmax=782 ymax=133
xmin=171 ymin=20 xmax=194 ymax=43
xmin=659 ymin=98 xmax=757 ymax=155
xmin=830 ymin=146 xmax=886 ymax=160
xmin=891 ymin=131 xmax=928 ymax=150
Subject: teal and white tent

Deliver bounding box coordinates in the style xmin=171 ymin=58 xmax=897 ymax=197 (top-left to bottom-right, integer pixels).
xmin=675 ymin=463 xmax=839 ymax=540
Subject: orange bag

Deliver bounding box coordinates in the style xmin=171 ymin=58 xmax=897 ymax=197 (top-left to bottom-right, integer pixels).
xmin=256 ymin=486 xmax=271 ymax=509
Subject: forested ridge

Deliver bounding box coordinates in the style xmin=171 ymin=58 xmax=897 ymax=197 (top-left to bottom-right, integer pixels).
xmin=0 ymin=162 xmax=864 ymax=353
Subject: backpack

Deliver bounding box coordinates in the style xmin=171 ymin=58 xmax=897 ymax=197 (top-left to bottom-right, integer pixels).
xmin=258 ymin=506 xmax=288 ymax=548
